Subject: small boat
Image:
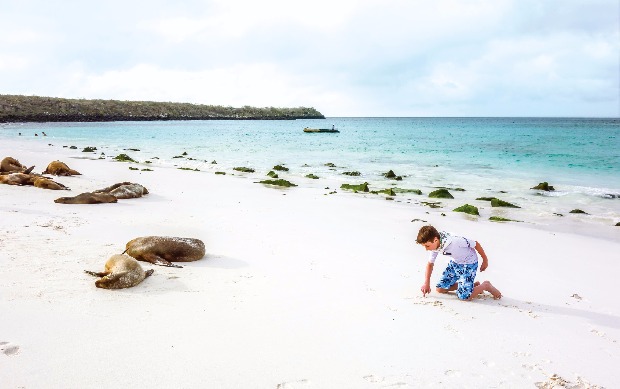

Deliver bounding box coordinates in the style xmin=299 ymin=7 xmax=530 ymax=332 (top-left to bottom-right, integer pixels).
xmin=303 ymin=127 xmax=340 ymax=133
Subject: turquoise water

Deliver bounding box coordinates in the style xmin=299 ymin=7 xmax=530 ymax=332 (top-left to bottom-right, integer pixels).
xmin=2 ymin=117 xmax=619 ymax=233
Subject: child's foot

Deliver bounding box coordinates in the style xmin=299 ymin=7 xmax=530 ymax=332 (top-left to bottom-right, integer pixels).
xmin=483 ymin=281 xmax=502 ymax=299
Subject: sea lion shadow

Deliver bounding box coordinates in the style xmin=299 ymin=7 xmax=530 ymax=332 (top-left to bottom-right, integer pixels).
xmin=192 ymin=254 xmax=248 ymax=269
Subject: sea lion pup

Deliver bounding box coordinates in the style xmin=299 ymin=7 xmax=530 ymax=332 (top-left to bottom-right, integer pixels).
xmin=125 ymin=236 xmax=206 ymax=268
xmin=0 ymin=157 xmax=34 ymax=173
xmin=94 ymin=182 xmax=149 ymax=199
xmin=33 ymin=177 xmax=69 ymax=190
xmin=42 ymin=160 xmax=81 ymax=176
xmin=54 ymin=192 xmax=117 ymax=204
xmin=85 ymin=254 xmax=154 ymax=289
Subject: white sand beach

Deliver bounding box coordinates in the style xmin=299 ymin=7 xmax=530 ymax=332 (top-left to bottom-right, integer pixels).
xmin=1 ymin=138 xmax=619 ymax=388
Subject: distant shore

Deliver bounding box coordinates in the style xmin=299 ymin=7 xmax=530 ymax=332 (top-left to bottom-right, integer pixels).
xmin=0 ymin=94 xmax=325 ymax=122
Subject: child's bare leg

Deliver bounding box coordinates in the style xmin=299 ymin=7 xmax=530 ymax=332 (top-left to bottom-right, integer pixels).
xmin=437 ymin=281 xmax=480 ymax=294
xmin=468 ymin=280 xmax=502 ymax=300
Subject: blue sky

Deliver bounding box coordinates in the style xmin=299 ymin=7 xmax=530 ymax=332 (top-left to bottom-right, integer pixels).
xmin=1 ymin=0 xmax=618 ymax=117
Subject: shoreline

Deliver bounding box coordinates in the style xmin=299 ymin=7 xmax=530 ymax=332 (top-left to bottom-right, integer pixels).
xmin=1 ymin=138 xmax=620 ymax=388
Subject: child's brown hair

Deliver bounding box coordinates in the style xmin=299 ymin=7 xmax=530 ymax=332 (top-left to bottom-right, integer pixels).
xmin=416 ymin=225 xmax=440 ymax=244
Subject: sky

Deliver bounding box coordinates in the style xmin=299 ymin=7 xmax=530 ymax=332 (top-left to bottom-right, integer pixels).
xmin=1 ymin=0 xmax=618 ymax=117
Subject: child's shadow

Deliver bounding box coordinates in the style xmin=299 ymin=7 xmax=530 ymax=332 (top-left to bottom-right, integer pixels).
xmin=495 ymin=297 xmax=620 ymax=329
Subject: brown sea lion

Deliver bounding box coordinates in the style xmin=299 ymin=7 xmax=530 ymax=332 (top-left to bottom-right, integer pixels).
xmin=33 ymin=177 xmax=69 ymax=190
xmin=0 ymin=157 xmax=34 ymax=173
xmin=124 ymin=236 xmax=206 ymax=268
xmin=54 ymin=192 xmax=117 ymax=204
xmin=0 ymin=173 xmax=37 ymax=186
xmin=43 ymin=160 xmax=81 ymax=176
xmin=94 ymin=182 xmax=149 ymax=199
xmin=85 ymin=254 xmax=154 ymax=289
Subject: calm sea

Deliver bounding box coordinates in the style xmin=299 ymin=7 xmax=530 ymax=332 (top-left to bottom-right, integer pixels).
xmin=2 ymin=117 xmax=619 ymax=236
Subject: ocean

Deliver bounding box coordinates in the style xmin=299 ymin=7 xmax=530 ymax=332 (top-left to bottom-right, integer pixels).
xmin=2 ymin=117 xmax=619 ymax=238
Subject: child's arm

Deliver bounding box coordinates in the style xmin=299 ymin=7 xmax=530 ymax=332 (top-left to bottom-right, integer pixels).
xmin=475 ymin=241 xmax=489 ymax=271
xmin=421 ymin=262 xmax=434 ymax=296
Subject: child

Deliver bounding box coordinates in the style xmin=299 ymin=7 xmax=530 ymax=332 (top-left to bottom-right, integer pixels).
xmin=416 ymin=225 xmax=501 ymax=300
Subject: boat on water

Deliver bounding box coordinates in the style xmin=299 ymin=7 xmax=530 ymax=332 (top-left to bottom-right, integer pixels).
xmin=303 ymin=127 xmax=340 ymax=133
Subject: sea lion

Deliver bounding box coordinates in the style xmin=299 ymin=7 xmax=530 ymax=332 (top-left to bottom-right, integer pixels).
xmin=33 ymin=177 xmax=69 ymax=190
xmin=0 ymin=173 xmax=37 ymax=186
xmin=54 ymin=192 xmax=117 ymax=204
xmin=124 ymin=236 xmax=206 ymax=268
xmin=42 ymin=160 xmax=81 ymax=176
xmin=85 ymin=254 xmax=154 ymax=289
xmin=94 ymin=182 xmax=149 ymax=199
xmin=0 ymin=157 xmax=34 ymax=173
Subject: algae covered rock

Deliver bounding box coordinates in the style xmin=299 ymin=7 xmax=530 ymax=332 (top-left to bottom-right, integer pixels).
xmin=491 ymin=198 xmax=520 ymax=208
xmin=215 ymin=171 xmax=226 ymax=175
xmin=305 ymin=174 xmax=319 ymax=179
xmin=615 ymin=222 xmax=620 ymax=226
xmin=342 ymin=171 xmax=361 ymax=176
xmin=258 ymin=179 xmax=297 ymax=187
xmin=569 ymin=209 xmax=588 ymax=214
xmin=340 ymin=182 xmax=369 ymax=192
xmin=113 ymin=154 xmax=137 ymax=163
xmin=273 ymin=165 xmax=289 ymax=172
xmin=531 ymin=182 xmax=555 ymax=191
xmin=324 ymin=162 xmax=336 ymax=168
xmin=453 ymin=204 xmax=479 ymax=216
xmin=233 ymin=167 xmax=255 ymax=173
xmin=476 ymin=197 xmax=496 ymax=201
xmin=83 ymin=146 xmax=97 ymax=152
xmin=267 ymin=171 xmax=279 ymax=178
xmin=428 ymin=189 xmax=454 ymax=199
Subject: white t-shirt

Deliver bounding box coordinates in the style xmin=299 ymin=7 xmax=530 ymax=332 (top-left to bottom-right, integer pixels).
xmin=428 ymin=231 xmax=478 ymax=265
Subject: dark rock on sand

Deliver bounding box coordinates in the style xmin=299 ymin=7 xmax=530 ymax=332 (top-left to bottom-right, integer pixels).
xmin=453 ymin=204 xmax=479 ymax=215
xmin=428 ymin=189 xmax=454 ymax=199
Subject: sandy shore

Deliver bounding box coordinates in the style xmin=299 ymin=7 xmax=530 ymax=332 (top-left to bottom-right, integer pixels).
xmin=1 ymin=138 xmax=618 ymax=388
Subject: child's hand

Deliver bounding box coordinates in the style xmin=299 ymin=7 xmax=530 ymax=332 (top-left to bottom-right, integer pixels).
xmin=421 ymin=283 xmax=431 ymax=297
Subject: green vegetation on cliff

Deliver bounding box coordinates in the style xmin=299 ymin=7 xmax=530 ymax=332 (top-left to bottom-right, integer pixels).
xmin=0 ymin=94 xmax=325 ymax=122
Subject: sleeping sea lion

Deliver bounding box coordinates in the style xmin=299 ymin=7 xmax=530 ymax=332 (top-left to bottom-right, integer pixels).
xmin=94 ymin=182 xmax=149 ymax=199
xmin=124 ymin=236 xmax=206 ymax=268
xmin=54 ymin=192 xmax=117 ymax=204
xmin=85 ymin=254 xmax=154 ymax=289
xmin=0 ymin=157 xmax=34 ymax=173
xmin=0 ymin=173 xmax=37 ymax=186
xmin=43 ymin=160 xmax=81 ymax=176
xmin=33 ymin=177 xmax=69 ymax=190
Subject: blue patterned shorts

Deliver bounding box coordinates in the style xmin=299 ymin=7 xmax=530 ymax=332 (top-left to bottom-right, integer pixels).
xmin=436 ymin=261 xmax=478 ymax=300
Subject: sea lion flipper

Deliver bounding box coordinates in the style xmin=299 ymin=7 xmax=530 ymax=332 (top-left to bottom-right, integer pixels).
xmin=84 ymin=270 xmax=109 ymax=277
xmin=24 ymin=165 xmax=35 ymax=174
xmin=145 ymin=269 xmax=154 ymax=277
xmin=142 ymin=253 xmax=183 ymax=268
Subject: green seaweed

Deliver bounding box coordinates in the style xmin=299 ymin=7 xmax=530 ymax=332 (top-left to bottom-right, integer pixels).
xmin=342 ymin=171 xmax=361 ymax=176
xmin=340 ymin=182 xmax=370 ymax=192
xmin=491 ymin=198 xmax=520 ymax=208
xmin=273 ymin=165 xmax=289 ymax=172
xmin=324 ymin=162 xmax=336 ymax=167
xmin=392 ymin=188 xmax=422 ymax=195
xmin=258 ymin=179 xmax=297 ymax=187
xmin=428 ymin=189 xmax=454 ymax=199
xmin=372 ymin=188 xmax=396 ymax=196
xmin=82 ymin=146 xmax=97 ymax=152
xmin=129 ymin=167 xmax=138 ymax=170
xmin=141 ymin=168 xmax=153 ymax=171
xmin=476 ymin=197 xmax=496 ymax=201
xmin=421 ymin=201 xmax=442 ymax=208
xmin=305 ymin=174 xmax=319 ymax=179
xmin=233 ymin=167 xmax=255 ymax=173
xmin=178 ymin=167 xmax=200 ymax=171
xmin=267 ymin=171 xmax=279 ymax=178
xmin=453 ymin=204 xmax=479 ymax=215
xmin=489 ymin=216 xmax=520 ymax=222
xmin=215 ymin=171 xmax=226 ymax=175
